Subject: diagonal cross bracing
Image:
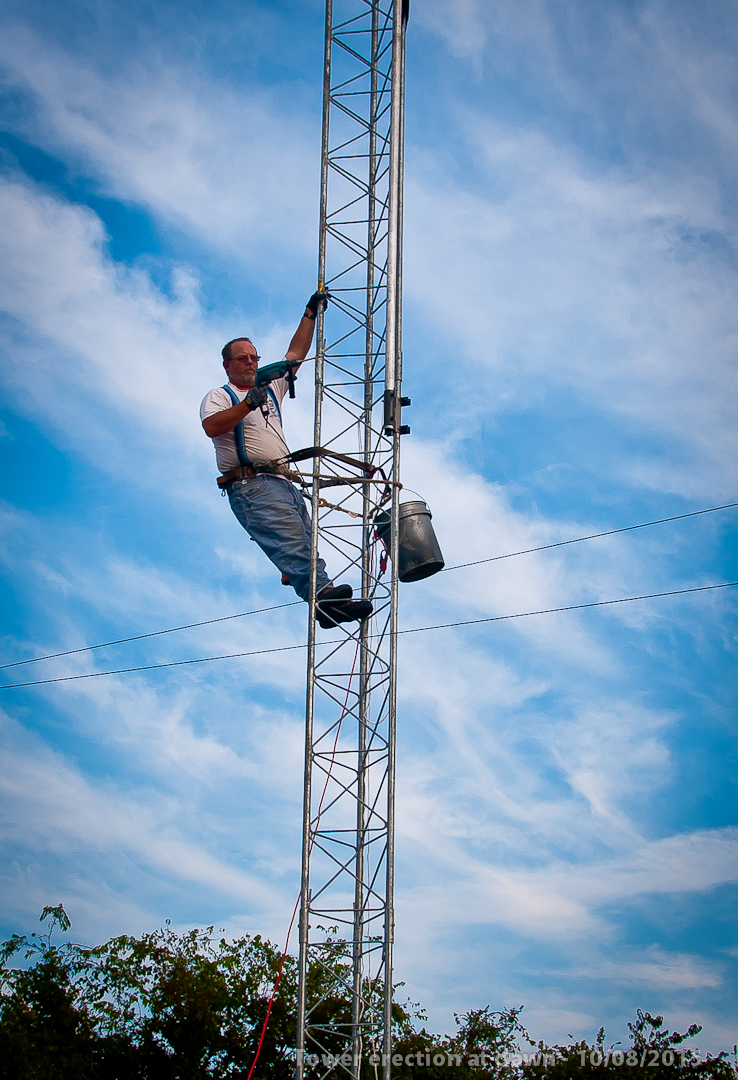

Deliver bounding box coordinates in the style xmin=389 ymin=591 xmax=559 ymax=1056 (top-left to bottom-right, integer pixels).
xmin=296 ymin=3 xmax=407 ymax=1080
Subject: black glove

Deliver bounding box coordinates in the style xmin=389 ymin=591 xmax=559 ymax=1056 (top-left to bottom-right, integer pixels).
xmin=244 ymin=384 xmax=268 ymax=409
xmin=305 ymin=289 xmax=331 ymax=320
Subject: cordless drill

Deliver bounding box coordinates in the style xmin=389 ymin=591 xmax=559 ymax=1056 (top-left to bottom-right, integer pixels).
xmin=254 ymin=359 xmax=300 ymax=398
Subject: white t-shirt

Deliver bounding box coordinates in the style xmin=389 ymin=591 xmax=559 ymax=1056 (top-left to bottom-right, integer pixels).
xmin=200 ymin=372 xmax=291 ymax=473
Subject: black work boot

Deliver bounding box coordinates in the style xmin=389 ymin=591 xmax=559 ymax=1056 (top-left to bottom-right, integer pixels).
xmin=316 ymin=598 xmax=373 ymax=629
xmin=317 ymin=584 xmax=353 ymax=602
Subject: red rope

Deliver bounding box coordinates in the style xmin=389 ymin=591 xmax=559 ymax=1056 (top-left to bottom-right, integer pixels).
xmin=245 ymin=895 xmax=301 ymax=1080
xmin=246 ymin=639 xmax=361 ymax=1080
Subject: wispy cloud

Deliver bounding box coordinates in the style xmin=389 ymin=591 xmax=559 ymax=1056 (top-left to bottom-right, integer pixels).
xmin=0 ymin=711 xmax=286 ymax=903
xmin=0 ymin=23 xmax=319 ymax=270
xmin=567 ymin=946 xmax=723 ymax=991
xmin=404 ymin=130 xmax=738 ymax=496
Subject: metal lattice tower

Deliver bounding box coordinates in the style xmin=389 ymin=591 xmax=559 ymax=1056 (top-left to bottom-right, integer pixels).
xmin=296 ymin=2 xmax=408 ymax=1079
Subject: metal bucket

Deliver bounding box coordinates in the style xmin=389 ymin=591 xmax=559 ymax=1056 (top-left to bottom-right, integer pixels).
xmin=375 ymin=500 xmax=445 ymax=583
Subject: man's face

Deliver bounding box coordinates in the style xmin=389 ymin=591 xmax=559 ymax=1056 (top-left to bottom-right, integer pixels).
xmin=224 ymin=340 xmax=259 ymax=389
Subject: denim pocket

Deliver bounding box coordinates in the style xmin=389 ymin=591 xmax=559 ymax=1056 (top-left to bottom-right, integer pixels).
xmin=240 ymin=476 xmax=267 ymax=497
xmin=229 ymin=476 xmax=267 ymax=506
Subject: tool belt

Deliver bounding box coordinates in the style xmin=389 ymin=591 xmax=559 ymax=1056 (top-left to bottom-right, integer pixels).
xmin=217 ymin=464 xmax=255 ymax=490
xmin=216 ymin=462 xmax=303 ymax=490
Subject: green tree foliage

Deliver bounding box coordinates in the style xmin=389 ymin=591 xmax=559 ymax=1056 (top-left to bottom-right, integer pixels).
xmin=388 ymin=1005 xmax=528 ymax=1080
xmin=0 ymin=905 xmax=99 ymax=1079
xmin=0 ymin=907 xmax=299 ymax=1079
xmin=518 ymin=1008 xmax=737 ymax=1078
xmin=1 ymin=908 xmax=736 ymax=1079
xmin=386 ymin=1006 xmax=737 ymax=1080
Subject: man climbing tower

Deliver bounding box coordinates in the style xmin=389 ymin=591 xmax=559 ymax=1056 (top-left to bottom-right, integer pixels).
xmin=200 ymin=290 xmax=372 ymax=629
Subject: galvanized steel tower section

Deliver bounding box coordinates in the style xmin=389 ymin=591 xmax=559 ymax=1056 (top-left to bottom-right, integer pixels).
xmin=296 ymin=2 xmax=408 ymax=1079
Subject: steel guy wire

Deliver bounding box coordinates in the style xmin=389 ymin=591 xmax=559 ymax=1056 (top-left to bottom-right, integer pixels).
xmin=439 ymin=501 xmax=738 ymax=574
xmin=0 ymin=601 xmax=302 ymax=671
xmin=2 ymin=500 xmax=736 ymax=673
xmin=1 ymin=581 xmax=735 ymax=690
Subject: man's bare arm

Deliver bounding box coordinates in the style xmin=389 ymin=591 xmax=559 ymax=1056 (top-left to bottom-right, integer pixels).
xmin=284 ymin=313 xmax=316 ymax=363
xmin=202 ymin=400 xmax=256 ymax=439
xmin=285 ymin=290 xmax=330 ymax=362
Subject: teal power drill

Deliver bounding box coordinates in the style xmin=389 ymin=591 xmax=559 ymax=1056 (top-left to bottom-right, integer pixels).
xmin=254 ymin=359 xmax=300 ymax=398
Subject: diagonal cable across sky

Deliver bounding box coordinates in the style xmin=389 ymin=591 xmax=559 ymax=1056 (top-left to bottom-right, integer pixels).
xmin=2 ymin=499 xmax=735 ymax=673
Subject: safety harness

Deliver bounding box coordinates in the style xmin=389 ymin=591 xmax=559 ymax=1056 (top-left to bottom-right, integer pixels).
xmin=215 ymin=389 xmax=396 ymax=513
xmin=221 ymin=383 xmax=281 ymax=469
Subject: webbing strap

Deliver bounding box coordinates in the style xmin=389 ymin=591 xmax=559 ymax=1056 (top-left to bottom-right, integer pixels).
xmin=266 ymin=386 xmax=281 ymax=425
xmin=222 ymin=384 xmax=250 ymax=468
xmin=284 ymin=446 xmax=374 ymax=474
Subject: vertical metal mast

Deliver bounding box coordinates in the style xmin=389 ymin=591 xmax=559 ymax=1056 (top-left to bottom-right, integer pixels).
xmin=296 ymin=2 xmax=408 ymax=1079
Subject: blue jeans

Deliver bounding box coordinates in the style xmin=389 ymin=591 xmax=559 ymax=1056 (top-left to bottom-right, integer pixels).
xmin=228 ymin=474 xmax=331 ymax=601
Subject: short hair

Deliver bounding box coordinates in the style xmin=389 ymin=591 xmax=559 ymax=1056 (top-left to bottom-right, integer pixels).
xmin=221 ymin=336 xmax=254 ymax=363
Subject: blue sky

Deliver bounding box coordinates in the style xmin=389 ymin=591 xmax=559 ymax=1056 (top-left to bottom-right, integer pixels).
xmin=1 ymin=0 xmax=737 ymax=1054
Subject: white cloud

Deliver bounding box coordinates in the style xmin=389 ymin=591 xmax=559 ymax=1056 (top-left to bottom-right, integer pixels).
xmin=417 ymin=0 xmax=738 ymax=172
xmin=0 ymin=501 xmax=309 ymax=786
xmin=404 ymin=130 xmax=738 ymax=497
xmin=0 ymin=175 xmax=214 ymax=473
xmin=0 ymin=23 xmax=318 ymax=268
xmin=401 ymin=0 xmax=738 ymax=504
xmin=399 ymin=827 xmax=738 ymax=942
xmin=0 ymin=711 xmax=284 ymax=911
xmin=568 ymin=946 xmax=723 ymax=991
